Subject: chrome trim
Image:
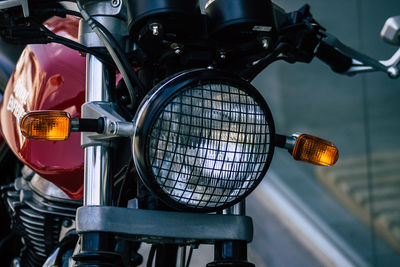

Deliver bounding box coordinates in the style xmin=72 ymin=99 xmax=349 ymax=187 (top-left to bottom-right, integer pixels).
xmin=346 ymin=52 xmax=400 ymax=78
xmin=81 ymin=102 xmax=134 ymax=146
xmin=83 ymin=54 xmax=112 ymax=206
xmin=85 ymin=55 xmax=109 ymax=101
xmin=84 ymin=146 xmax=111 ymax=206
xmin=223 ymin=200 xmax=246 ymax=215
xmin=29 ymin=174 xmax=74 ymax=202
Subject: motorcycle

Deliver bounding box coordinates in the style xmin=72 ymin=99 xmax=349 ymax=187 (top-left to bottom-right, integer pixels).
xmin=0 ymin=0 xmax=399 ymax=266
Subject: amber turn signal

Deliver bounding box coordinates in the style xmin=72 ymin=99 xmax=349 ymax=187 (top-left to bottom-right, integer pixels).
xmin=292 ymin=134 xmax=339 ymax=166
xmin=20 ymin=111 xmax=71 ymax=141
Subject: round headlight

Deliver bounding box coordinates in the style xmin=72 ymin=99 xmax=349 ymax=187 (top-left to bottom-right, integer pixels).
xmin=133 ymin=69 xmax=275 ymax=212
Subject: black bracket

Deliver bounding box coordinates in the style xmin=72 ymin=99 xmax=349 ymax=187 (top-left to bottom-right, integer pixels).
xmin=76 ymin=206 xmax=253 ymax=244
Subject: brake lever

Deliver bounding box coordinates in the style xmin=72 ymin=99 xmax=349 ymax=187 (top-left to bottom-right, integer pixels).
xmin=322 ymin=33 xmax=400 ymax=78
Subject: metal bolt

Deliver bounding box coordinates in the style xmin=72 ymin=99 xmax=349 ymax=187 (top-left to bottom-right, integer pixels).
xmin=219 ymin=50 xmax=227 ymax=59
xmin=171 ymin=43 xmax=183 ymax=55
xmin=261 ymin=38 xmax=269 ymax=49
xmin=109 ymin=122 xmax=117 ymax=134
xmin=111 ymin=0 xmax=120 ymax=8
xmin=150 ymin=23 xmax=161 ymax=36
xmin=62 ymin=219 xmax=72 ymax=228
xmin=120 ymin=95 xmax=128 ymax=103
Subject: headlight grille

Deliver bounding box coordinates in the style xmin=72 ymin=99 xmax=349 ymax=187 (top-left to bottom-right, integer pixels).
xmin=148 ymin=82 xmax=272 ymax=209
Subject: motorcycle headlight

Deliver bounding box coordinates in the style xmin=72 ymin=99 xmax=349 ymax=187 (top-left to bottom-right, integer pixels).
xmin=133 ymin=69 xmax=275 ymax=212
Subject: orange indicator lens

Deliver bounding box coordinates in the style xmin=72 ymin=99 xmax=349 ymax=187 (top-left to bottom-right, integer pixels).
xmin=20 ymin=111 xmax=71 ymax=141
xmin=292 ymin=134 xmax=339 ymax=166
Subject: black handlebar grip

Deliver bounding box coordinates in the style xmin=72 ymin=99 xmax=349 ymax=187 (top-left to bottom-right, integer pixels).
xmin=316 ymin=41 xmax=353 ymax=73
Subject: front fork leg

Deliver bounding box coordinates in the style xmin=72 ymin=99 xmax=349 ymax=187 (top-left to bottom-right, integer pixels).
xmin=73 ymin=55 xmax=121 ymax=266
xmin=207 ymin=201 xmax=255 ymax=267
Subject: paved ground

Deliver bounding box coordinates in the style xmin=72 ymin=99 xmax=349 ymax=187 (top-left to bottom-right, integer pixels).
xmin=317 ymin=151 xmax=400 ymax=253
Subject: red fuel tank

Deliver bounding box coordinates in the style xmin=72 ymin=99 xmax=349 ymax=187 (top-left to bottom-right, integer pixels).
xmin=0 ymin=16 xmax=85 ymax=200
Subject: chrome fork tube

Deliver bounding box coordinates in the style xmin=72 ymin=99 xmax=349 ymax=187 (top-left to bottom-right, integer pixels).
xmin=222 ymin=201 xmax=246 ymax=216
xmin=76 ymin=54 xmax=116 ymax=262
xmin=83 ymin=54 xmax=112 ymax=206
xmin=84 ymin=147 xmax=111 ymax=205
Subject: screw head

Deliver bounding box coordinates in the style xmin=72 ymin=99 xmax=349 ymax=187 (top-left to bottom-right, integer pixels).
xmin=170 ymin=43 xmax=183 ymax=55
xmin=111 ymin=0 xmax=120 ymax=8
xmin=219 ymin=50 xmax=227 ymax=59
xmin=261 ymin=38 xmax=269 ymax=49
xmin=120 ymin=95 xmax=128 ymax=103
xmin=62 ymin=219 xmax=72 ymax=227
xmin=149 ymin=23 xmax=161 ymax=36
xmin=109 ymin=122 xmax=117 ymax=134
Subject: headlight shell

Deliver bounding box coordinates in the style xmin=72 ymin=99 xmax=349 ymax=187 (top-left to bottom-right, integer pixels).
xmin=133 ymin=69 xmax=275 ymax=212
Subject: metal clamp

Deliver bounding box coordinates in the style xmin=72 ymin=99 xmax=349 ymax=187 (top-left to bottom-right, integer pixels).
xmin=81 ymin=101 xmax=134 ymax=147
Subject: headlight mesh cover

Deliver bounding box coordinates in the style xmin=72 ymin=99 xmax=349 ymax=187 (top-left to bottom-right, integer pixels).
xmin=134 ymin=69 xmax=274 ymax=211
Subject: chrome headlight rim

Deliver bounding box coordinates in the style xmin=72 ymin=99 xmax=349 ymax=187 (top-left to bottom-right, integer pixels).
xmin=133 ymin=68 xmax=275 ymax=212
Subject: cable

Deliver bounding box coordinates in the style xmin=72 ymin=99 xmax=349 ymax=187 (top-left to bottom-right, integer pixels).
xmin=76 ymin=0 xmax=145 ymax=109
xmin=117 ymin=159 xmax=133 ymax=206
xmin=0 ymin=231 xmax=15 ymax=250
xmin=38 ymin=24 xmax=113 ymax=65
xmin=240 ymin=42 xmax=288 ymax=81
xmin=91 ymin=18 xmax=146 ymax=96
xmin=185 ymin=246 xmax=193 ymax=267
xmin=61 ymin=9 xmax=82 ymax=18
xmin=33 ymin=7 xmax=82 ymax=19
xmin=147 ymin=245 xmax=156 ymax=267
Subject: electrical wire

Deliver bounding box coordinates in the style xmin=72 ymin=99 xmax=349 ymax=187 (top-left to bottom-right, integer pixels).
xmin=147 ymin=245 xmax=156 ymax=267
xmin=116 ymin=159 xmax=133 ymax=206
xmin=0 ymin=231 xmax=15 ymax=250
xmin=90 ymin=18 xmax=146 ymax=95
xmin=38 ymin=24 xmax=113 ymax=64
xmin=240 ymin=42 xmax=288 ymax=81
xmin=185 ymin=246 xmax=193 ymax=267
xmin=0 ymin=25 xmax=112 ymax=65
xmin=76 ymin=0 xmax=145 ymax=108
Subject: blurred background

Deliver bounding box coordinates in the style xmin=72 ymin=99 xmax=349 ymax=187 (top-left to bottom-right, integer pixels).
xmin=248 ymin=0 xmax=400 ymax=266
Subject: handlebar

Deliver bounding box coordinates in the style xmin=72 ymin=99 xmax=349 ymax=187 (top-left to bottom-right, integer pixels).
xmin=275 ymin=4 xmax=400 ymax=79
xmin=317 ymin=33 xmax=400 ymax=78
xmin=315 ymin=41 xmax=353 ymax=73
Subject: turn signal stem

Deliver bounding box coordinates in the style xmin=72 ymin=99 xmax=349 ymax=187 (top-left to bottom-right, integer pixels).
xmin=275 ymin=134 xmax=297 ymax=151
xmin=70 ymin=118 xmax=104 ymax=133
